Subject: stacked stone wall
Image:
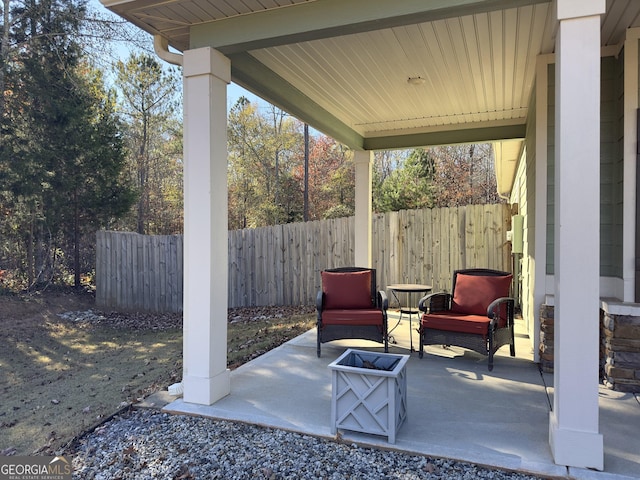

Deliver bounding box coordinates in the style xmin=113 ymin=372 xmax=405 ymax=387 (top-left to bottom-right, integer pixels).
xmin=601 ymin=311 xmax=640 ymax=392
xmin=539 ymin=304 xmax=554 ymax=373
xmin=538 ymin=303 xmax=640 ymax=392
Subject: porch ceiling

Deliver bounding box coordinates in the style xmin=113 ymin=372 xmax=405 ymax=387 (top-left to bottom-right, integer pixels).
xmin=101 ymin=0 xmax=640 ymax=189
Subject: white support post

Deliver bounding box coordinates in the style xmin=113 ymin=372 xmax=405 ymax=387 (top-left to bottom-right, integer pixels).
xmin=623 ymin=28 xmax=640 ymax=302
xmin=532 ymin=54 xmax=552 ymax=362
xmin=182 ymin=47 xmax=231 ymax=405
xmin=354 ymin=150 xmax=373 ymax=268
xmin=550 ymin=0 xmax=604 ymax=470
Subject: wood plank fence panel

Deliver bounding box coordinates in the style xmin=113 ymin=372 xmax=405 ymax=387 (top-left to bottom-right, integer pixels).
xmin=256 ymin=226 xmax=266 ymax=305
xmin=431 ymin=207 xmax=444 ymax=291
xmin=96 ymin=204 xmax=511 ymax=311
xmin=96 ymin=231 xmax=184 ymax=312
xmin=449 ymin=207 xmax=462 ymax=275
xmin=113 ymin=232 xmax=121 ymax=308
xmin=372 ymin=213 xmax=385 ymax=288
xmin=420 ymin=208 xmax=433 ymax=289
xmin=310 ymin=220 xmax=323 ymax=301
xmin=304 ymin=221 xmax=316 ymax=305
xmin=298 ymin=223 xmax=308 ymax=306
xmin=398 ymin=209 xmax=409 ymax=284
xmin=283 ymin=224 xmax=296 ymax=306
xmin=287 ymin=223 xmax=299 ymax=306
xmin=228 ymin=229 xmax=239 ymax=307
xmin=244 ymin=228 xmax=256 ymax=306
xmin=273 ymin=225 xmax=285 ymax=306
xmin=387 ymin=211 xmax=400 ymax=285
xmin=410 ymin=209 xmax=425 ymax=285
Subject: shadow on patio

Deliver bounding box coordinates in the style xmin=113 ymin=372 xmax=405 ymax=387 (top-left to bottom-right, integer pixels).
xmin=165 ymin=311 xmax=640 ymax=480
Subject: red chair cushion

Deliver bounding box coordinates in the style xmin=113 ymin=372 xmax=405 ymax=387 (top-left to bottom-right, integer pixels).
xmin=450 ymin=273 xmax=512 ymax=316
xmin=321 ymin=309 xmax=383 ymax=326
xmin=421 ymin=312 xmax=490 ymax=336
xmin=321 ymin=270 xmax=372 ymax=309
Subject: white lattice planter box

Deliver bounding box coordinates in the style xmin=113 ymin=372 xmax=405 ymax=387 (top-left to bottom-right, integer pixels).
xmin=328 ymin=349 xmax=409 ymax=443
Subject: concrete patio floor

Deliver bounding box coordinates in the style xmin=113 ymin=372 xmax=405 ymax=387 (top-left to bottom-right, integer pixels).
xmin=164 ymin=311 xmax=640 ymax=480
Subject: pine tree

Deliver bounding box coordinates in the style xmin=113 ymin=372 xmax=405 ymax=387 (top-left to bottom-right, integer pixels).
xmin=0 ymin=0 xmax=135 ymax=287
xmin=115 ymin=53 xmax=182 ymax=235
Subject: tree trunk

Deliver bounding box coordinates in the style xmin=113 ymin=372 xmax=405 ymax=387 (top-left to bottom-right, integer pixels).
xmin=0 ymin=0 xmax=10 ymax=117
xmin=304 ymin=123 xmax=309 ymax=221
xmin=74 ymin=197 xmax=81 ymax=287
xmin=27 ymin=211 xmax=34 ymax=287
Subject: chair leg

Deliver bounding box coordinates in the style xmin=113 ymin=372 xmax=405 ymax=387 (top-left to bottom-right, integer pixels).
xmin=317 ymin=330 xmax=321 ymax=358
xmin=488 ymin=328 xmax=494 ymax=371
xmin=419 ymin=329 xmax=424 ymax=359
xmin=510 ymin=328 xmax=516 ymax=357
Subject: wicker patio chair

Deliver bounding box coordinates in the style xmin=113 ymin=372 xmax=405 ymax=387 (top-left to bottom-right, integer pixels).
xmin=417 ymin=268 xmax=515 ymax=371
xmin=316 ymin=267 xmax=388 ymax=357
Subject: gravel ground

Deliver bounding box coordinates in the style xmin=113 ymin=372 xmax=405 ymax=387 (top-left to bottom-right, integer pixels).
xmin=70 ymin=409 xmax=548 ymax=480
xmin=66 ymin=303 xmax=549 ymax=479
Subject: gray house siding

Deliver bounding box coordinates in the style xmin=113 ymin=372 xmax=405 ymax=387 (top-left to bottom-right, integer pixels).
xmin=545 ymin=55 xmax=625 ymax=278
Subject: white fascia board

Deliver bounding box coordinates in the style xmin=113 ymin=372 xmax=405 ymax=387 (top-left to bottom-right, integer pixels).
xmin=99 ymin=0 xmax=135 ymax=6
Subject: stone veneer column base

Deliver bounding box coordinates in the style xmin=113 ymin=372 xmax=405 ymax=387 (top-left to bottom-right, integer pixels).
xmin=601 ymin=309 xmax=640 ymax=392
xmin=539 ymin=302 xmax=640 ymax=392
xmin=539 ymin=304 xmax=554 ymax=373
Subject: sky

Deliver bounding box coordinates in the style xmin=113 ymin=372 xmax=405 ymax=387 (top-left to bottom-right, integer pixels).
xmin=88 ymin=0 xmax=264 ymax=111
xmin=88 ymin=0 xmax=325 ymax=135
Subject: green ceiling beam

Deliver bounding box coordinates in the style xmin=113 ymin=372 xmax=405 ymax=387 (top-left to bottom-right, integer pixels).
xmin=362 ymin=124 xmax=527 ymax=151
xmin=230 ymin=52 xmax=364 ymax=149
xmin=191 ymin=0 xmax=549 ymax=54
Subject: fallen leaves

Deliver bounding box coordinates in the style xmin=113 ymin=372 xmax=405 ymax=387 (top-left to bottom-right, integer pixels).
xmin=174 ymin=464 xmax=194 ymax=480
xmin=423 ymin=462 xmax=438 ymax=474
xmin=122 ymin=445 xmax=136 ymax=456
xmin=1 ymin=291 xmax=313 ymax=456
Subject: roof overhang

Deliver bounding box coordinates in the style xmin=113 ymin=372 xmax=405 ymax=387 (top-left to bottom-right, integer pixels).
xmin=100 ymin=0 xmax=640 ymax=195
xmin=494 ymin=139 xmax=524 ymax=199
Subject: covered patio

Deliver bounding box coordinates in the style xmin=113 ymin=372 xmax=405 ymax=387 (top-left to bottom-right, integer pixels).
xmin=162 ymin=311 xmax=640 ymax=479
xmin=100 ymin=0 xmax=640 ymax=474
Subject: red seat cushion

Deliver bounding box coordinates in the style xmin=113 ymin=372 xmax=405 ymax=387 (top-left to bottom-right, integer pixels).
xmin=450 ymin=273 xmax=512 ymax=316
xmin=421 ymin=312 xmax=490 ymax=336
xmin=321 ymin=309 xmax=383 ymax=326
xmin=321 ymin=270 xmax=373 ymax=309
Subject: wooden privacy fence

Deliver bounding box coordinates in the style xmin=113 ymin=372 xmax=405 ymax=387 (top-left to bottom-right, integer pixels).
xmin=96 ymin=231 xmax=183 ymax=312
xmin=96 ymin=203 xmax=511 ymax=312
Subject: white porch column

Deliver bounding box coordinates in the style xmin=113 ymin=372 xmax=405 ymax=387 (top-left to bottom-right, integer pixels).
xmin=182 ymin=47 xmax=231 ymax=405
xmin=623 ymin=28 xmax=640 ymax=302
xmin=354 ymin=150 xmax=373 ymax=268
xmin=550 ymin=0 xmax=604 ymax=470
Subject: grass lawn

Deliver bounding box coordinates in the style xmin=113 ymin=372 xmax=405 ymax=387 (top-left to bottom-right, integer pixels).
xmin=0 ymin=290 xmax=315 ymax=455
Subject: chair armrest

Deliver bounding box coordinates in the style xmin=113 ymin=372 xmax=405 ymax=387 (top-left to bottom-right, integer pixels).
xmin=377 ymin=290 xmax=388 ymax=310
xmin=316 ymin=290 xmax=324 ymax=312
xmin=418 ymin=292 xmax=451 ymax=313
xmin=487 ymin=297 xmax=515 ymax=327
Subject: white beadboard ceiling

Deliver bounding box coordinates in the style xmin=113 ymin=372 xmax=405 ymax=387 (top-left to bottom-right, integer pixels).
xmin=102 ymin=0 xmax=640 ymax=192
xmin=249 ymin=5 xmax=551 ymax=137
